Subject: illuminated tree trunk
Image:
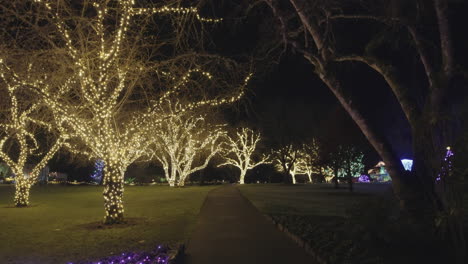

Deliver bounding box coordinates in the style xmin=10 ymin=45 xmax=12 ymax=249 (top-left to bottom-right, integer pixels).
xmin=307 ymin=173 xmax=312 ymax=183
xmin=239 ymin=170 xmax=247 ymax=184
xmin=290 ymin=172 xmax=296 ymax=184
xmin=14 ymin=177 xmax=31 ymax=207
xmin=168 ymin=165 xmax=177 ymax=187
xmin=168 ymin=179 xmax=176 ymax=187
xmin=103 ymin=162 xmax=125 ymax=224
xmin=177 ymin=175 xmax=187 ymax=187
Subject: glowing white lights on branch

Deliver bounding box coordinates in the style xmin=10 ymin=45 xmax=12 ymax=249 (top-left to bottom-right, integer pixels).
xmin=218 ymin=128 xmax=270 ymax=184
xmin=272 ymin=140 xmax=336 ymax=184
xmin=152 ymin=101 xmax=225 ymax=187
xmin=0 ymin=61 xmax=64 ymax=207
xmin=337 ymin=146 xmax=365 ymax=179
xmin=131 ymin=6 xmax=223 ymax=23
xmin=295 ymin=140 xmax=321 ymax=183
xmin=272 ymin=144 xmax=301 ymax=184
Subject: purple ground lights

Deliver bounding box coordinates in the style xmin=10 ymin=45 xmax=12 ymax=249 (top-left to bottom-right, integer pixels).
xmin=68 ymin=245 xmax=171 ymax=264
xmin=358 ymin=175 xmax=370 ymax=183
xmin=436 ymin=147 xmax=454 ymax=183
xmin=90 ymin=159 xmax=104 ymax=184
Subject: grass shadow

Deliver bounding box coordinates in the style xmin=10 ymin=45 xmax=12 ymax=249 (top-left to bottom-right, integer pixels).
xmin=3 ymin=204 xmax=39 ymax=208
xmin=76 ymin=217 xmax=148 ymax=230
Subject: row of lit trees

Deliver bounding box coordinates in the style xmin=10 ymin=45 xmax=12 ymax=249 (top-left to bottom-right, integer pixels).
xmin=271 ymin=141 xmax=364 ymax=188
xmin=0 ymin=0 xmax=250 ymax=224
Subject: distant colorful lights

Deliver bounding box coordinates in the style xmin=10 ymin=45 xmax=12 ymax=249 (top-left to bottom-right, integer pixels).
xmin=91 ymin=159 xmax=104 ymax=184
xmin=401 ymin=159 xmax=413 ymax=171
xmin=358 ymin=175 xmax=370 ymax=183
xmin=436 ymin=146 xmax=453 ymax=182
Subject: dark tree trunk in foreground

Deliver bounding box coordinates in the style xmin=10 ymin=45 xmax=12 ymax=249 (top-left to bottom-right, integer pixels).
xmin=263 ymin=0 xmax=466 ymax=260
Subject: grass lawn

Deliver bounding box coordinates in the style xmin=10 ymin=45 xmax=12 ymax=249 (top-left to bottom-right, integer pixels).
xmin=0 ymin=184 xmax=217 ymax=264
xmin=238 ymin=183 xmax=393 ymax=217
xmin=238 ymin=183 xmax=449 ymax=264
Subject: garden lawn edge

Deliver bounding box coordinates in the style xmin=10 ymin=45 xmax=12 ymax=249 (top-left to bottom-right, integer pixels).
xmin=263 ymin=214 xmax=328 ymax=264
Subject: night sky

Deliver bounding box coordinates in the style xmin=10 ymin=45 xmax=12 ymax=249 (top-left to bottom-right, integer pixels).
xmin=208 ymin=1 xmax=414 ymax=169
xmin=206 ymin=0 xmax=468 ymax=170
xmin=49 ymin=0 xmax=467 ymax=175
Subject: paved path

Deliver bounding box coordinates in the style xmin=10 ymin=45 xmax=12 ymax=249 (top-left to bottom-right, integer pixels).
xmin=185 ymin=185 xmax=316 ymax=264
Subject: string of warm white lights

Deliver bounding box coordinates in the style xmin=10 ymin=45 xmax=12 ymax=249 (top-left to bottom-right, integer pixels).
xmin=152 ymin=100 xmax=225 ymax=187
xmin=131 ymin=6 xmax=223 ymax=23
xmin=337 ymin=146 xmax=364 ymax=179
xmin=0 ymin=60 xmax=64 ymax=206
xmin=295 ymin=141 xmax=321 ymax=183
xmin=176 ymin=125 xmax=225 ymax=187
xmin=218 ymin=128 xmax=270 ymax=184
xmin=272 ymin=144 xmax=301 ymax=184
xmin=24 ymin=0 xmax=251 ymax=223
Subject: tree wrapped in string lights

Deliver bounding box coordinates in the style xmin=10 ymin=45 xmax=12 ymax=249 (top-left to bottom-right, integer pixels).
xmin=0 ymin=0 xmax=251 ymax=223
xmin=0 ymin=58 xmax=64 ymax=207
xmin=272 ymin=144 xmax=301 ymax=184
xmin=152 ymin=101 xmax=226 ymax=187
xmin=296 ymin=139 xmax=334 ymax=183
xmin=175 ymin=124 xmax=225 ymax=187
xmin=296 ymin=140 xmax=320 ymax=183
xmin=218 ymin=128 xmax=270 ymax=184
xmin=337 ymin=145 xmax=364 ymax=191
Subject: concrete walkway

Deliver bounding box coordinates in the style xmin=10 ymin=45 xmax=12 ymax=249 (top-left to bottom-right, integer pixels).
xmin=185 ymin=185 xmax=316 ymax=264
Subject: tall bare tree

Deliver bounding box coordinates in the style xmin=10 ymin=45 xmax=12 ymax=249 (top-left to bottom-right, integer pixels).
xmin=218 ymin=127 xmax=270 ymax=184
xmin=272 ymin=143 xmax=301 ymax=184
xmin=337 ymin=145 xmax=364 ymax=192
xmin=152 ymin=100 xmax=225 ymax=187
xmin=296 ymin=140 xmax=321 ymax=183
xmin=0 ymin=57 xmax=64 ymax=206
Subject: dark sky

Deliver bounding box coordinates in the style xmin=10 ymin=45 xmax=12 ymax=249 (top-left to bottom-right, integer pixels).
xmin=219 ymin=48 xmax=404 ymax=169
xmin=52 ymin=0 xmax=468 ymax=173
xmin=208 ymin=0 xmax=420 ymax=169
xmin=245 ymin=53 xmax=411 ymax=168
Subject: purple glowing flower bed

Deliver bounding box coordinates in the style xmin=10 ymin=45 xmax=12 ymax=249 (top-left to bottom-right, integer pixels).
xmin=69 ymin=245 xmax=171 ymax=264
xmin=358 ymin=175 xmax=370 ymax=183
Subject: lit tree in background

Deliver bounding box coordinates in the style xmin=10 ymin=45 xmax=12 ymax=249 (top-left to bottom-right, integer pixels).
xmin=272 ymin=144 xmax=301 ymax=184
xmin=175 ymin=124 xmax=225 ymax=187
xmin=0 ymin=59 xmax=64 ymax=207
xmin=328 ymin=146 xmax=344 ymax=189
xmin=321 ymin=166 xmax=335 ymax=183
xmin=337 ymin=145 xmax=364 ymax=192
xmin=0 ymin=0 xmax=250 ymax=223
xmin=152 ymin=101 xmax=225 ymax=187
xmin=218 ymin=128 xmax=270 ymax=184
xmin=296 ymin=140 xmax=320 ymax=183
xmin=295 ymin=139 xmax=334 ymax=183
xmin=90 ymin=159 xmax=104 ymax=184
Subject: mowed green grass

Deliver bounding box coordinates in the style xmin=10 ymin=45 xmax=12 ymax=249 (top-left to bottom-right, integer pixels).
xmin=0 ymin=184 xmax=217 ymax=264
xmin=238 ymin=183 xmax=393 ymax=217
